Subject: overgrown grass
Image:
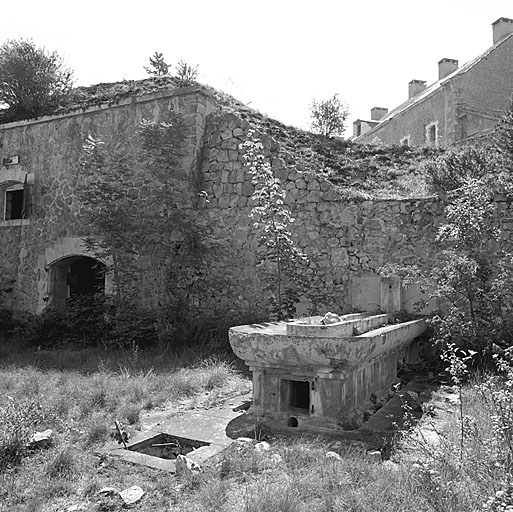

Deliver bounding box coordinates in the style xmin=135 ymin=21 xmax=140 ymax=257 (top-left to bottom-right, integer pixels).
xmin=1 ymin=337 xmax=512 ymax=511
xmin=0 ymin=339 xmax=250 ymax=511
xmin=172 ymin=383 xmax=513 ymax=512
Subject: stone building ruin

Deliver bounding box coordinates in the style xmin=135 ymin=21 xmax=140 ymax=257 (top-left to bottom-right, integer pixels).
xmin=0 ymin=78 xmax=511 ymax=322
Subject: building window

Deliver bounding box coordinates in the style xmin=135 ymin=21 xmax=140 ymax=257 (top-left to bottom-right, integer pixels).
xmin=425 ymin=122 xmax=438 ymax=146
xmin=4 ymin=185 xmax=24 ymax=220
xmin=400 ymin=136 xmax=410 ymax=146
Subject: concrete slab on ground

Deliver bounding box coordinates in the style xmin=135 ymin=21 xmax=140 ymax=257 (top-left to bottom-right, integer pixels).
xmin=97 ymin=391 xmax=252 ymax=472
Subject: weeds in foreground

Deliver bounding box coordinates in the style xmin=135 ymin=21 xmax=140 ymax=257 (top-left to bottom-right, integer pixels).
xmin=0 ymin=399 xmax=47 ymax=473
xmin=440 ymin=343 xmax=476 ymax=460
xmin=3 ymin=339 xmax=513 ymax=511
xmin=0 ymin=343 xmax=248 ymax=485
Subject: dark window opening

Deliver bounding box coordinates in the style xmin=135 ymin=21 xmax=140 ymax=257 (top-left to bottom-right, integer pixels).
xmin=67 ymin=259 xmax=105 ymax=297
xmin=281 ymin=379 xmax=310 ymax=412
xmin=48 ymin=256 xmax=106 ymax=307
xmin=5 ymin=189 xmax=24 ymax=220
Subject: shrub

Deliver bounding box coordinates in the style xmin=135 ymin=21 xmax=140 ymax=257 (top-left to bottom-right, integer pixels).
xmin=175 ymin=59 xmax=199 ymax=87
xmin=382 ymin=145 xmax=513 ymax=360
xmin=240 ymin=131 xmax=308 ymax=319
xmin=107 ymin=300 xmax=158 ymax=350
xmin=20 ymin=294 xmax=108 ymax=348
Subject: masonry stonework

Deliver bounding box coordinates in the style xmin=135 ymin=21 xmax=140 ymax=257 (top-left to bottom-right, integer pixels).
xmin=199 ymin=110 xmax=444 ymax=316
xmin=0 ymin=87 xmax=510 ymax=320
xmin=0 ymin=87 xmax=216 ymax=312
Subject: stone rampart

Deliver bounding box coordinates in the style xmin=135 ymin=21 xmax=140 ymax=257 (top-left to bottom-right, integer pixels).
xmin=198 ymin=111 xmax=446 ymax=316
xmin=2 ymin=88 xmax=512 ymax=319
xmin=0 ymin=87 xmax=216 ymax=312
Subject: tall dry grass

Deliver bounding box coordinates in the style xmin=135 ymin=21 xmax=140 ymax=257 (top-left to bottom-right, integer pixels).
xmin=2 ymin=336 xmax=512 ymax=512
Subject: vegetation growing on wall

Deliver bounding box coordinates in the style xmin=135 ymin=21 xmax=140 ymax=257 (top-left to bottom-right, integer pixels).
xmin=144 ymin=51 xmax=170 ymax=77
xmin=382 ymin=104 xmax=513 ymax=360
xmin=174 ymin=59 xmax=199 ymax=87
xmin=241 ymin=131 xmax=308 ymax=319
xmin=77 ymin=110 xmax=222 ymax=348
xmin=207 ymin=86 xmax=440 ymax=198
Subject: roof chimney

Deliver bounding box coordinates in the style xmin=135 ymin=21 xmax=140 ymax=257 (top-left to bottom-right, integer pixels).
xmin=493 ymin=17 xmax=513 ymax=44
xmin=370 ymin=107 xmax=388 ymax=121
xmin=438 ymin=58 xmax=458 ymax=80
xmin=408 ymin=79 xmax=426 ymax=99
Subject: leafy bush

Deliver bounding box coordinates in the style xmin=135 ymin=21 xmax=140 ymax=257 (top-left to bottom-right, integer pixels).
xmin=382 ymin=143 xmax=513 ymax=361
xmin=20 ymin=294 xmax=107 ymax=348
xmin=423 ymin=145 xmax=493 ymax=192
xmin=107 ymin=300 xmax=158 ymax=350
xmin=240 ymin=130 xmax=308 ymax=319
xmin=16 ymin=294 xmax=158 ymax=349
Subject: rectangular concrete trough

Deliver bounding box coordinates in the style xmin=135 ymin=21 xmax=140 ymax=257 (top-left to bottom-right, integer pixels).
xmin=229 ymin=314 xmax=426 ymax=431
xmin=286 ymin=313 xmax=390 ymax=337
xmin=230 ymin=317 xmax=425 ymax=369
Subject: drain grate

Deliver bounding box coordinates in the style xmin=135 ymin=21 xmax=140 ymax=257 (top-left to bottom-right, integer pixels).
xmin=128 ymin=433 xmax=211 ymax=460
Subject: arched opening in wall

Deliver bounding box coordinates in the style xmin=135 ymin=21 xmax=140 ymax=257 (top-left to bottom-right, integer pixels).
xmin=47 ymin=256 xmax=106 ymax=307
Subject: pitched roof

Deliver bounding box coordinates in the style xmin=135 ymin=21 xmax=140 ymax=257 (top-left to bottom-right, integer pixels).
xmin=355 ymin=31 xmax=513 ymax=139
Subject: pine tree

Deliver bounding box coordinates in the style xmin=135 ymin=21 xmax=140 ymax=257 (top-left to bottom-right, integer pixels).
xmin=144 ymin=52 xmax=170 ymax=77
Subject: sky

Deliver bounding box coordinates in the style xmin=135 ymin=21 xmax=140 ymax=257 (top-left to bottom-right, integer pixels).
xmin=1 ymin=1 xmax=512 ymax=136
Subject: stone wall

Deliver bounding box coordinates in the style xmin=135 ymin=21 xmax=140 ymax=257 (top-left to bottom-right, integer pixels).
xmin=199 ymin=111 xmax=445 ymax=317
xmin=1 ymin=86 xmax=511 ymax=320
xmin=0 ymin=87 xmax=216 ymax=312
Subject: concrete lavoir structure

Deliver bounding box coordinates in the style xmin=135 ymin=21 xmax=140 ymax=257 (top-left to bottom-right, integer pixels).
xmin=229 ymin=313 xmax=426 ymax=431
xmin=353 ymin=17 xmax=513 ymax=147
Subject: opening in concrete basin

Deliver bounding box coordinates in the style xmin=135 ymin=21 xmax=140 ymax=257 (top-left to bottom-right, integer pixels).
xmin=281 ymin=379 xmax=310 ymax=412
xmin=128 ymin=433 xmax=210 ymax=460
xmin=288 ymin=416 xmax=299 ymax=427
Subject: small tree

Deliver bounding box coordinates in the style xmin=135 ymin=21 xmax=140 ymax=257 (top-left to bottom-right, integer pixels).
xmin=175 ymin=59 xmax=199 ymax=87
xmin=310 ymin=94 xmax=349 ymax=138
xmin=0 ymin=39 xmax=73 ymax=121
xmin=78 ymin=112 xmax=220 ymax=346
xmin=240 ymin=131 xmax=307 ymax=320
xmin=382 ymin=144 xmax=513 ymax=357
xmin=144 ymin=51 xmax=170 ymax=77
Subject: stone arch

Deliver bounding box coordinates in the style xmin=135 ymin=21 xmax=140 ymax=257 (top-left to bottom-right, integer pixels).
xmin=37 ymin=238 xmax=111 ymax=312
xmin=47 ymin=255 xmax=106 ymax=307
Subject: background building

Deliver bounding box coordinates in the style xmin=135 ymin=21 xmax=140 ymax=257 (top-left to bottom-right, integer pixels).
xmin=353 ymin=18 xmax=513 ymax=147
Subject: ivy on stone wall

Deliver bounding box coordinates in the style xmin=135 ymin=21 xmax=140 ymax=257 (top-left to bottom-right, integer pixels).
xmin=77 ymin=110 xmax=220 ymax=346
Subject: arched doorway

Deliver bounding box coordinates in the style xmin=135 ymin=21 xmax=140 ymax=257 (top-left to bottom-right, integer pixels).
xmin=47 ymin=256 xmax=106 ymax=307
